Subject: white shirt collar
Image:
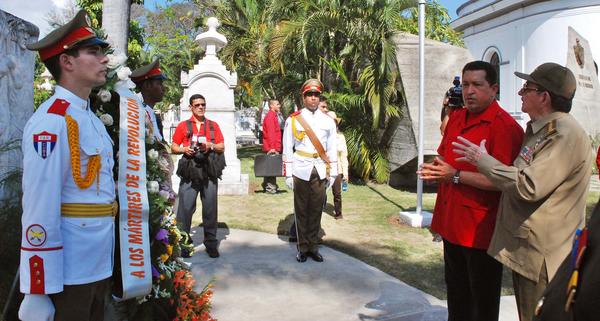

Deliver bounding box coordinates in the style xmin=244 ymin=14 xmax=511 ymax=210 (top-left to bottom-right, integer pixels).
xmin=54 ymin=85 xmax=89 ymax=111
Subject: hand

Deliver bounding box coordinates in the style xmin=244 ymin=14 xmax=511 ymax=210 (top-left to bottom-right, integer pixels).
xmin=183 ymin=146 xmax=195 ymax=157
xmin=452 ymin=136 xmax=488 ymax=165
xmin=327 ymin=176 xmax=336 ymax=189
xmin=19 ymin=294 xmax=55 ymax=321
xmin=203 ymin=142 xmax=213 ymax=154
xmin=286 ymin=177 xmax=294 ymax=190
xmin=417 ymin=157 xmax=456 ymax=183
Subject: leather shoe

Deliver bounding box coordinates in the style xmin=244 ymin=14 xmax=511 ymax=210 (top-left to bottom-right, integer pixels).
xmin=181 ymin=249 xmax=193 ymax=258
xmin=296 ymin=252 xmax=307 ymax=262
xmin=334 ymin=213 xmax=344 ymax=220
xmin=206 ymin=247 xmax=220 ymax=258
xmin=307 ymin=251 xmax=323 ymax=262
xmin=288 ymin=236 xmax=297 ymax=243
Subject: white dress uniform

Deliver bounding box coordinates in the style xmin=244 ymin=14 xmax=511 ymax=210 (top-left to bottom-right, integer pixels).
xmin=282 ymin=108 xmax=338 ymax=180
xmin=20 ymin=85 xmax=116 ymax=294
xmin=144 ymin=103 xmax=163 ymax=141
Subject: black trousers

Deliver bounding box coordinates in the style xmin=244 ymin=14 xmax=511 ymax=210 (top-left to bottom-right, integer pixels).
xmin=176 ymin=179 xmax=219 ymax=250
xmin=331 ymin=174 xmax=343 ymax=216
xmin=443 ymin=239 xmax=503 ymax=321
xmin=50 ymin=277 xmax=110 ymax=321
xmin=293 ymin=168 xmax=326 ymax=253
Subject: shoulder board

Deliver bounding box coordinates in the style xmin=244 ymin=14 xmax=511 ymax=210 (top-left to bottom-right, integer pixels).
xmin=290 ymin=111 xmax=301 ymax=117
xmin=546 ymin=119 xmax=557 ymax=136
xmin=47 ymin=99 xmax=70 ymax=116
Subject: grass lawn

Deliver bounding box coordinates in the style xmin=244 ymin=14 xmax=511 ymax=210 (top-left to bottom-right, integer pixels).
xmin=190 ymin=145 xmax=600 ymax=299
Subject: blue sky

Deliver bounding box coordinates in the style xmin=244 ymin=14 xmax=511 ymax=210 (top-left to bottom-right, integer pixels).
xmin=144 ymin=0 xmax=463 ymax=20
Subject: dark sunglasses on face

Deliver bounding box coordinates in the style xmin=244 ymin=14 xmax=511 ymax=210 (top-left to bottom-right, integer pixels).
xmin=192 ymin=103 xmax=206 ymax=108
xmin=304 ymin=92 xmax=320 ymax=97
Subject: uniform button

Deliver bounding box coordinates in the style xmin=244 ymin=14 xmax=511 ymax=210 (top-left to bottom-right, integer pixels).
xmin=36 ymin=280 xmax=41 ymax=284
xmin=33 ymin=263 xmax=38 ymax=268
xmin=36 ymin=271 xmax=40 ymax=276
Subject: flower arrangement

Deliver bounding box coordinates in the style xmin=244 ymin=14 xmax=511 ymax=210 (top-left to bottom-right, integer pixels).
xmin=89 ymin=48 xmax=215 ymax=321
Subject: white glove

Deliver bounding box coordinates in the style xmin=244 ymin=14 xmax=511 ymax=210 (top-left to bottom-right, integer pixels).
xmin=19 ymin=294 xmax=55 ymax=321
xmin=327 ymin=176 xmax=336 ymax=189
xmin=286 ymin=177 xmax=294 ymax=190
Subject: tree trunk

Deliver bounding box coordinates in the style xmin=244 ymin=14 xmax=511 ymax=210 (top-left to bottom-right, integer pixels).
xmin=102 ymin=0 xmax=131 ymax=53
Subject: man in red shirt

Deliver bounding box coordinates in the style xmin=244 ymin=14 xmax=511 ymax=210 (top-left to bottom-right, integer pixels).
xmin=172 ymin=94 xmax=225 ymax=258
xmin=261 ymin=99 xmax=283 ymax=193
xmin=420 ymin=61 xmax=524 ymax=321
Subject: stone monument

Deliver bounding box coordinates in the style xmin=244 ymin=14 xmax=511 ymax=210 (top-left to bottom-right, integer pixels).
xmin=0 ymin=10 xmax=38 ymax=319
xmin=179 ymin=17 xmax=249 ymax=195
xmin=0 ymin=10 xmax=39 ymax=203
xmin=567 ymin=27 xmax=600 ymax=139
xmin=388 ymin=32 xmax=473 ymax=188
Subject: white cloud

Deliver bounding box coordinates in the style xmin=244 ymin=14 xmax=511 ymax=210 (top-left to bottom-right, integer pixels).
xmin=0 ymin=0 xmax=76 ymax=37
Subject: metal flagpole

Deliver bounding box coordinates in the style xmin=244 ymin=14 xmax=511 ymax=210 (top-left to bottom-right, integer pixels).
xmin=416 ymin=0 xmax=426 ymax=215
xmin=399 ymin=0 xmax=432 ymax=227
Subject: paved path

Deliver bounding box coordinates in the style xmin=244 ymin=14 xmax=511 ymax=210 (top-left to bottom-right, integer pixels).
xmin=188 ymin=228 xmax=519 ymax=321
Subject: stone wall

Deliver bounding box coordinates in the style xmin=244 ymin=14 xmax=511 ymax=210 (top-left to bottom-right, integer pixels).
xmin=0 ymin=9 xmax=38 ymax=319
xmin=388 ymin=33 xmax=472 ymax=187
xmin=0 ymin=10 xmax=38 ymax=203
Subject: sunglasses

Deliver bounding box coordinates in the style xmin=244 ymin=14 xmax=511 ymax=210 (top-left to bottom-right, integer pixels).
xmin=191 ymin=103 xmax=206 ymax=108
xmin=304 ymin=92 xmax=320 ymax=97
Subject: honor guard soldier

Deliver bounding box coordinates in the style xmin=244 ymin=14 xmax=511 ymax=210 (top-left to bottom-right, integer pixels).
xmin=131 ymin=60 xmax=166 ymax=142
xmin=19 ymin=10 xmax=116 ymax=321
xmin=282 ymin=79 xmax=337 ymax=262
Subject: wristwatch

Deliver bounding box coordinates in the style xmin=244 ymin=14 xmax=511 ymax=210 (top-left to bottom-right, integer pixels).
xmin=452 ymin=170 xmax=461 ymax=184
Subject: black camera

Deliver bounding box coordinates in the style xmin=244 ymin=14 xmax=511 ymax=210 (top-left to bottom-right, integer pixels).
xmin=446 ymin=76 xmax=463 ymax=108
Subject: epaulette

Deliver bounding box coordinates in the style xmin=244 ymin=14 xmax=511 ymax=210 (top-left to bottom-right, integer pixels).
xmin=47 ymin=99 xmax=70 ymax=116
xmin=546 ymin=119 xmax=557 ymax=136
xmin=290 ymin=110 xmax=301 ymax=117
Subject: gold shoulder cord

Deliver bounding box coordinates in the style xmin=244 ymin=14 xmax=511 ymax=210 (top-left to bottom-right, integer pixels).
xmin=65 ymin=115 xmax=101 ymax=190
xmin=291 ymin=117 xmax=305 ymax=141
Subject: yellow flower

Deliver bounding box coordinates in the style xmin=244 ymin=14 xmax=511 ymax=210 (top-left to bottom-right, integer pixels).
xmin=160 ymin=253 xmax=169 ymax=262
xmin=167 ymin=244 xmax=173 ymax=255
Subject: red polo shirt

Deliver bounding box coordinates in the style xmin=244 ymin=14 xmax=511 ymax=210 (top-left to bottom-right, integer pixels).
xmin=262 ymin=110 xmax=282 ymax=152
xmin=172 ymin=116 xmax=224 ymax=147
xmin=431 ymin=100 xmax=524 ymax=249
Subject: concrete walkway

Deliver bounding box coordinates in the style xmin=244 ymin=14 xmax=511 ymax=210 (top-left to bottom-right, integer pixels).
xmin=188 ymin=227 xmax=518 ymax=321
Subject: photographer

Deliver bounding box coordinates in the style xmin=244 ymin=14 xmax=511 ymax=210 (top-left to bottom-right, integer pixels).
xmin=172 ymin=94 xmax=225 ymax=258
xmin=440 ymin=76 xmax=464 ymax=135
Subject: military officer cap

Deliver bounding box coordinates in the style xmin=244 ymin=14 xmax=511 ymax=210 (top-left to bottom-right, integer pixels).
xmin=130 ymin=60 xmax=167 ymax=84
xmin=26 ymin=10 xmax=109 ymax=61
xmin=301 ymin=79 xmax=323 ymax=95
xmin=515 ymin=63 xmax=577 ymax=99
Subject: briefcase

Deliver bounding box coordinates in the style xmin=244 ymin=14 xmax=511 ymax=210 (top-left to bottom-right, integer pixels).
xmin=254 ymin=154 xmax=284 ymax=177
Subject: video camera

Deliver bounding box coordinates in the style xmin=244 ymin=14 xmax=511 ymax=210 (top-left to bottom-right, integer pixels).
xmin=446 ymin=76 xmax=463 ymax=107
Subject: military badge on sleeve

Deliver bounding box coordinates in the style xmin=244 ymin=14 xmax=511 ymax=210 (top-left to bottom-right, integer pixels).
xmin=26 ymin=224 xmax=47 ymax=247
xmin=33 ymin=131 xmax=57 ymax=159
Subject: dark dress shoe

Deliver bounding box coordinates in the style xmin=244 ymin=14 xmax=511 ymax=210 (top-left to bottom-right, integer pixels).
xmin=206 ymin=247 xmax=220 ymax=258
xmin=181 ymin=249 xmax=193 ymax=258
xmin=296 ymin=252 xmax=307 ymax=262
xmin=334 ymin=213 xmax=344 ymax=220
xmin=308 ymin=251 xmax=323 ymax=262
xmin=288 ymin=236 xmax=297 ymax=243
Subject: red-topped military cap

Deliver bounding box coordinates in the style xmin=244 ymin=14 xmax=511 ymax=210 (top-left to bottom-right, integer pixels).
xmin=26 ymin=10 xmax=109 ymax=61
xmin=301 ymin=79 xmax=323 ymax=95
xmin=130 ymin=60 xmax=167 ymax=84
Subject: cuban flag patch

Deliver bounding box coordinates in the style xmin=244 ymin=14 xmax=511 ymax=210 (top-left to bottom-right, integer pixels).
xmin=33 ymin=131 xmax=57 ymax=159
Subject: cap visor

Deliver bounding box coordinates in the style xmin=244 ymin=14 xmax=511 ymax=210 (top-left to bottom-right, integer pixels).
xmin=76 ymin=37 xmax=110 ymax=49
xmin=303 ymin=89 xmax=322 ymax=95
xmin=514 ymin=71 xmax=535 ymax=82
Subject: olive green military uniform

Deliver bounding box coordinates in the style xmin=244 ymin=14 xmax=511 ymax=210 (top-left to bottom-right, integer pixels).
xmin=476 ymin=112 xmax=594 ymax=320
xmin=533 ymin=199 xmax=600 ymax=321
